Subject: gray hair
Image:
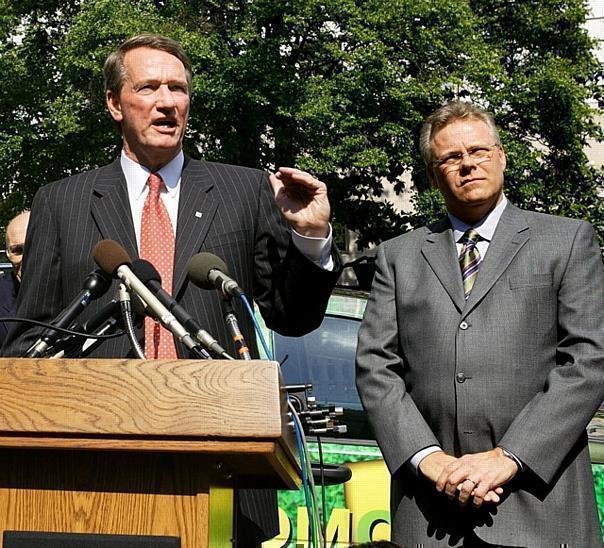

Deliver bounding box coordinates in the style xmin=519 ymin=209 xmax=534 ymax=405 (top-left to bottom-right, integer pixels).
xmin=103 ymin=33 xmax=192 ymax=96
xmin=419 ymin=101 xmax=501 ymax=165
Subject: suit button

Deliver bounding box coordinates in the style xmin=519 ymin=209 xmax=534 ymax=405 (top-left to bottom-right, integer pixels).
xmin=459 ymin=321 xmax=469 ymax=330
xmin=456 ymin=373 xmax=467 ymax=383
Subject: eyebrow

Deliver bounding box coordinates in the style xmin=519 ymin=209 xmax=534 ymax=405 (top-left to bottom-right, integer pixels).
xmin=134 ymin=77 xmax=188 ymax=86
xmin=437 ymin=143 xmax=492 ymax=158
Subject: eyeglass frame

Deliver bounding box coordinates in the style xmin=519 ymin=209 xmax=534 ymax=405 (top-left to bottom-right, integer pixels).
xmin=431 ymin=143 xmax=501 ymax=172
xmin=6 ymin=244 xmax=24 ymax=256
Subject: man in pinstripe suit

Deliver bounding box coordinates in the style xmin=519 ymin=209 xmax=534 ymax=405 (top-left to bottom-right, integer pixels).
xmin=356 ymin=102 xmax=604 ymax=547
xmin=3 ymin=34 xmax=340 ymax=545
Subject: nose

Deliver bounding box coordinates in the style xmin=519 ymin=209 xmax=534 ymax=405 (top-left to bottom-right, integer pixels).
xmin=459 ymin=150 xmax=477 ymax=173
xmin=156 ymin=85 xmax=176 ymax=109
xmin=460 ymin=150 xmax=477 ymax=166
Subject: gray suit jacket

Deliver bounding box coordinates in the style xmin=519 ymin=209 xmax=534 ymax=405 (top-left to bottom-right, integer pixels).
xmin=3 ymin=156 xmax=341 ymax=543
xmin=356 ymin=203 xmax=604 ymax=547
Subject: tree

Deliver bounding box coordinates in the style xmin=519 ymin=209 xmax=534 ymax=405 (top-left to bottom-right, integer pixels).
xmin=0 ymin=0 xmax=601 ymax=249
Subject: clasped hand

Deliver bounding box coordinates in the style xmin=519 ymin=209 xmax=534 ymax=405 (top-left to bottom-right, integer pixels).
xmin=419 ymin=448 xmax=518 ymax=508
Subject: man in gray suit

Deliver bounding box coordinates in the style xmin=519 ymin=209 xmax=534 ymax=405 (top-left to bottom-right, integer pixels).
xmin=356 ymin=101 xmax=604 ymax=547
xmin=3 ymin=34 xmax=340 ymax=545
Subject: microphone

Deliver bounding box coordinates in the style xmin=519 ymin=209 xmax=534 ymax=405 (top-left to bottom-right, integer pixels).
xmin=24 ymin=268 xmax=112 ymax=358
xmin=93 ymin=240 xmax=202 ymax=358
xmin=131 ymin=259 xmax=230 ymax=359
xmin=52 ymin=294 xmax=143 ymax=358
xmin=186 ymin=252 xmax=244 ymax=298
xmin=80 ymin=293 xmax=144 ymax=334
xmin=50 ymin=298 xmax=122 ymax=358
xmin=73 ymin=292 xmax=145 ymax=338
xmin=186 ymin=253 xmax=252 ymax=360
xmin=77 ymin=287 xmax=146 ymax=358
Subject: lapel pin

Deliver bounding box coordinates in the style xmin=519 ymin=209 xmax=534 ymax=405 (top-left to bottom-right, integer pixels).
xmin=195 ymin=211 xmax=202 ymax=218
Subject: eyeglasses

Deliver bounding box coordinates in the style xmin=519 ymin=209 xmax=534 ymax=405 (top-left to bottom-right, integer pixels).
xmin=433 ymin=144 xmax=500 ymax=172
xmin=7 ymin=244 xmax=24 ymax=256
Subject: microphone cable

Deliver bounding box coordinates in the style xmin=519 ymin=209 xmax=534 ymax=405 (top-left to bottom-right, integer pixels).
xmin=0 ymin=317 xmax=127 ymax=343
xmin=239 ymin=293 xmax=272 ymax=360
xmin=237 ymin=294 xmax=324 ymax=545
xmin=316 ymin=434 xmax=327 ymax=547
xmin=289 ymin=398 xmax=323 ymax=548
xmin=118 ymin=283 xmax=145 ymax=359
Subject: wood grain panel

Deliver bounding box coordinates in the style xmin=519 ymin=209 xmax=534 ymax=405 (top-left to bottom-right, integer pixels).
xmin=0 ymin=359 xmax=283 ymax=438
xmin=0 ymin=449 xmax=216 ymax=548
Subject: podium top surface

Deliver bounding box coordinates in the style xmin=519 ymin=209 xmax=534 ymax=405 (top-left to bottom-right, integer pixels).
xmin=0 ymin=359 xmax=300 ymax=487
xmin=0 ymin=358 xmax=284 ymax=437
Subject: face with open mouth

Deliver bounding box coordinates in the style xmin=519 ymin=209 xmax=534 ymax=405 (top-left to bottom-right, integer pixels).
xmin=428 ymin=118 xmax=506 ymax=224
xmin=106 ymin=46 xmax=190 ymax=171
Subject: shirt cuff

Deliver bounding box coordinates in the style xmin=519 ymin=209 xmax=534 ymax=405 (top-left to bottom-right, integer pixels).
xmin=291 ymin=224 xmax=334 ymax=271
xmin=499 ymin=446 xmax=524 ymax=473
xmin=409 ymin=445 xmax=442 ymax=475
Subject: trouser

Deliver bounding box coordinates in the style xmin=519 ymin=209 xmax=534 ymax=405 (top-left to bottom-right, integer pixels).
xmin=234 ymin=487 xmax=279 ymax=547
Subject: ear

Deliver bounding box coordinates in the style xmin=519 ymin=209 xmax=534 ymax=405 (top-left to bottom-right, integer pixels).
xmin=106 ymin=90 xmax=123 ymax=123
xmin=498 ymin=145 xmax=507 ymax=171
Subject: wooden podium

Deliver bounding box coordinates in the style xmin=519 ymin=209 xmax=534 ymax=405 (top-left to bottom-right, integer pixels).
xmin=0 ymin=358 xmax=300 ymax=547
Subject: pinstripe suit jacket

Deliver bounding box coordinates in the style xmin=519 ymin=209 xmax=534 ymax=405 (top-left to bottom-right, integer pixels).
xmin=3 ymin=156 xmax=341 ymax=542
xmin=356 ymin=203 xmax=604 ymax=547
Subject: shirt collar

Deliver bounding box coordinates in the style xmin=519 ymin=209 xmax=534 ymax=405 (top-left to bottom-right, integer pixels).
xmin=120 ymin=150 xmax=184 ymax=200
xmin=449 ymin=195 xmax=508 ymax=243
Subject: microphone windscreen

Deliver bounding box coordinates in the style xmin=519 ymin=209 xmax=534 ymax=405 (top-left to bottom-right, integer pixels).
xmin=132 ymin=259 xmax=162 ymax=285
xmin=187 ymin=252 xmax=229 ymax=290
xmin=93 ymin=240 xmax=132 ymax=277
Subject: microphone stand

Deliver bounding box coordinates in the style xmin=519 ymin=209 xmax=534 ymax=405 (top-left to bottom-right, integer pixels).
xmin=222 ymin=296 xmax=251 ymax=360
xmin=76 ymin=315 xmax=120 ymax=358
xmin=58 ymin=287 xmax=143 ymax=359
xmin=118 ymin=283 xmax=145 ymax=359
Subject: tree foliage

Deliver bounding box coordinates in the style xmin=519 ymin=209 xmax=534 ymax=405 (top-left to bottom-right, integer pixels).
xmin=0 ymin=0 xmax=602 ymax=249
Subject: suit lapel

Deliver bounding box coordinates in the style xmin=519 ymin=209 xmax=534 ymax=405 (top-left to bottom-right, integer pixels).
xmin=173 ymin=158 xmax=218 ymax=296
xmin=462 ymin=203 xmax=530 ymax=318
xmin=90 ymin=159 xmax=138 ymax=260
xmin=421 ymin=218 xmax=466 ymax=313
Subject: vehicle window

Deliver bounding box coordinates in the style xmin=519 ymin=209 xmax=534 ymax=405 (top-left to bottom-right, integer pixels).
xmin=274 ymin=315 xmax=374 ymax=441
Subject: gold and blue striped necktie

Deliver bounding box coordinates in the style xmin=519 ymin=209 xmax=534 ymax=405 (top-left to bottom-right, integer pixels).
xmin=459 ymin=228 xmax=482 ymax=299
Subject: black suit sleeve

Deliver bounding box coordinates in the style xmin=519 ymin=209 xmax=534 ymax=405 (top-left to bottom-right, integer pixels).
xmin=252 ymin=171 xmax=341 ymax=337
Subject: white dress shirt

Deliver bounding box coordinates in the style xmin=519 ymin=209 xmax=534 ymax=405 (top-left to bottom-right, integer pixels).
xmin=450 ymin=195 xmax=508 ymax=257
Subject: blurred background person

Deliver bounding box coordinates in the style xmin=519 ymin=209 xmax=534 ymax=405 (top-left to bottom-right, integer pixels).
xmin=0 ymin=210 xmax=30 ymax=346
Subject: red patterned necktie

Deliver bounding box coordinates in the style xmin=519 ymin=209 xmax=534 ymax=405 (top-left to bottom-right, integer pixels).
xmin=140 ymin=172 xmax=178 ymax=359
